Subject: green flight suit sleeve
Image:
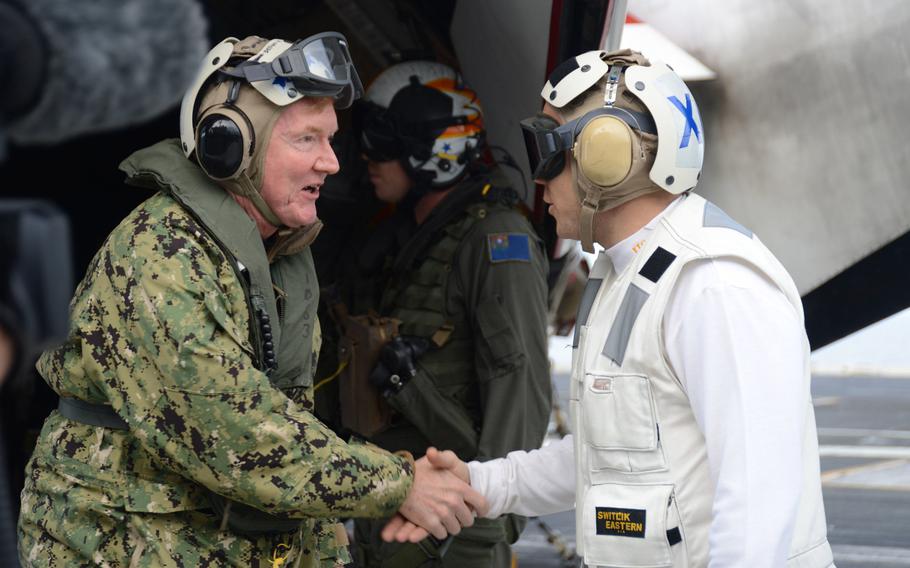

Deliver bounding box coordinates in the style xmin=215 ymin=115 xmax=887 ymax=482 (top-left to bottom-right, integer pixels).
xmin=455 ymin=210 xmax=552 ymax=461
xmin=72 ymin=209 xmax=413 ymax=519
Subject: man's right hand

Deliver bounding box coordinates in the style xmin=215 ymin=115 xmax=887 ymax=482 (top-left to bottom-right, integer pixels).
xmin=382 ymin=447 xmax=478 ymax=542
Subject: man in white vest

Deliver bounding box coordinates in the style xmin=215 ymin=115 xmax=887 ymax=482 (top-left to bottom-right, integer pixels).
xmin=383 ymin=48 xmax=834 ymax=568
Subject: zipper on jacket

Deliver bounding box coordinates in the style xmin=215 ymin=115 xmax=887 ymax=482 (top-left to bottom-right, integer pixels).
xmin=164 ymin=191 xmax=267 ymax=372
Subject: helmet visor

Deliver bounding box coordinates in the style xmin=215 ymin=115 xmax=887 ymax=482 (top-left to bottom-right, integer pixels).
xmin=359 ymin=103 xmax=404 ymax=162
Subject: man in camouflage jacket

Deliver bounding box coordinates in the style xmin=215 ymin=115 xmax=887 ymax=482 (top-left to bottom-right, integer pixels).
xmin=17 ymin=35 xmax=484 ymax=568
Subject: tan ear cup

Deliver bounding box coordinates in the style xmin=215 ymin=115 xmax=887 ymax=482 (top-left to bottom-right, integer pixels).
xmin=194 ymin=103 xmax=255 ymax=180
xmin=572 ymin=115 xmax=633 ymax=187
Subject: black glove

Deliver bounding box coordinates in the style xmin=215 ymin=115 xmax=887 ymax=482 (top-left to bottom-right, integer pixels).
xmin=368 ymin=335 xmax=430 ymax=395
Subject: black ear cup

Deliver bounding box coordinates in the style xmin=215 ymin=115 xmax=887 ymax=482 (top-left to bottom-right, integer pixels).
xmin=194 ymin=103 xmax=255 ymax=180
xmin=197 ymin=113 xmax=245 ymax=179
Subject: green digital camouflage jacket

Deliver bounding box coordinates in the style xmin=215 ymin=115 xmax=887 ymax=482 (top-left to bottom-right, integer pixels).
xmin=18 ymin=140 xmax=414 ymax=568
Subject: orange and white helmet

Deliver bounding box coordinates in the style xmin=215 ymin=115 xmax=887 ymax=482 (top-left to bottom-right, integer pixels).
xmin=360 ymin=61 xmax=484 ymax=188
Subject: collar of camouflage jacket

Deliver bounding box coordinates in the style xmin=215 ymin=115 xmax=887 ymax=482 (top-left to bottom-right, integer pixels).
xmin=119 ymin=138 xmax=321 ymax=260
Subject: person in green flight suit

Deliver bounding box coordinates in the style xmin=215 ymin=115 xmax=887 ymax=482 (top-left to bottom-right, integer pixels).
xmin=340 ymin=60 xmax=552 ymax=567
xmin=16 ymin=36 xmax=486 ymax=568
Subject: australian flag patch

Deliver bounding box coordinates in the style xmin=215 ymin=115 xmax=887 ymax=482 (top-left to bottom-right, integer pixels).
xmin=487 ymin=233 xmax=531 ymax=263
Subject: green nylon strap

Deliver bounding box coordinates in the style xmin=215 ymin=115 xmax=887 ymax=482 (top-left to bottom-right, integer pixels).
xmin=56 ymin=399 xmax=305 ymax=535
xmin=379 ymin=538 xmax=446 ymax=568
xmin=383 ymin=201 xmax=487 ymax=313
xmin=388 ymin=178 xmax=490 ymax=276
xmin=57 ymin=398 xmax=128 ymax=430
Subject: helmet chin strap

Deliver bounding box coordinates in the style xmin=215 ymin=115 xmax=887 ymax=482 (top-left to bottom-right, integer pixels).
xmin=573 ymin=154 xmax=663 ymax=253
xmin=579 ymin=201 xmax=599 ymax=254
xmin=226 ymin=172 xmax=287 ymax=230
xmin=575 ymin=163 xmax=599 ymax=253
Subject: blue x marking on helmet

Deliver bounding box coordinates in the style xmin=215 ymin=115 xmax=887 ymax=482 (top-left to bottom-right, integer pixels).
xmin=668 ymin=94 xmax=700 ymax=149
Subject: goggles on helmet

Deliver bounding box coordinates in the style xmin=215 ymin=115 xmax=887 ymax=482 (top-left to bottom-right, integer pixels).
xmin=520 ymin=107 xmax=657 ymax=181
xmin=220 ymin=32 xmax=363 ymax=109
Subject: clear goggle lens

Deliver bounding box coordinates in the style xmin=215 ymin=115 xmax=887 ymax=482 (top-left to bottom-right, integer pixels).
xmin=290 ymin=33 xmax=362 ymax=107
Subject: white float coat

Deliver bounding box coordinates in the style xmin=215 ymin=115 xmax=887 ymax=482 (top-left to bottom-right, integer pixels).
xmin=469 ymin=195 xmax=831 ymax=567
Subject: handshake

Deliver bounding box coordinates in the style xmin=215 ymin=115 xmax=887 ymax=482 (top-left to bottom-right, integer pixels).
xmin=382 ymin=447 xmax=484 ymax=544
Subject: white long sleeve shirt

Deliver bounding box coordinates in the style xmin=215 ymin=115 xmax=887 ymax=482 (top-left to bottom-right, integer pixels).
xmin=469 ymin=198 xmax=810 ymax=567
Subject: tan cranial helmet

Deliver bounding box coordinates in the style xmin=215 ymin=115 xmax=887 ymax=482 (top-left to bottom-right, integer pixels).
xmin=193 ymin=39 xmax=285 ymax=227
xmin=523 ymin=48 xmax=705 ymax=251
xmin=179 ymin=34 xmax=362 ymax=228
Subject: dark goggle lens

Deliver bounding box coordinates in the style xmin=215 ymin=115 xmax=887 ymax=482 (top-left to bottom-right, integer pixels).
xmin=520 ymin=115 xmax=567 ymax=181
xmin=521 ymin=123 xmax=543 ymax=174
xmin=535 ymin=152 xmax=566 ymax=181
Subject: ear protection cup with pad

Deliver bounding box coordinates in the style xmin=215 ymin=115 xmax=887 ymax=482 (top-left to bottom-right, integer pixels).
xmin=573 ymin=114 xmax=634 ymax=187
xmin=195 ymin=104 xmax=255 ymax=180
